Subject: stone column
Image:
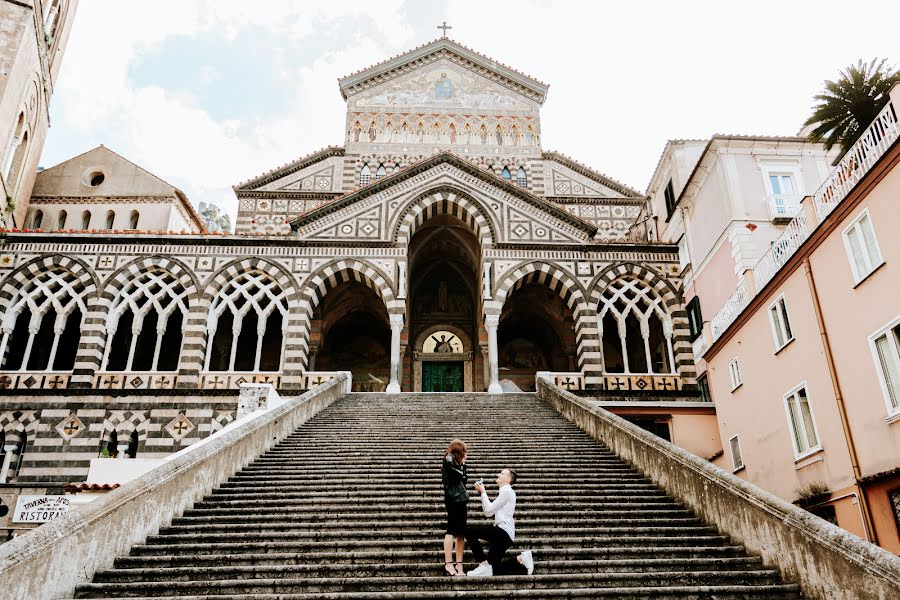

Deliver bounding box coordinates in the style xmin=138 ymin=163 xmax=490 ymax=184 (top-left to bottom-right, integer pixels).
xmin=386 ymin=314 xmax=404 ymax=394
xmin=0 ymin=444 xmax=18 ymax=483
xmin=485 ymin=314 xmax=502 ymax=394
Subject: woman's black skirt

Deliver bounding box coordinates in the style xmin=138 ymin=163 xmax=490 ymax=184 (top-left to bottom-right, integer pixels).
xmin=445 ymin=501 xmax=468 ymax=536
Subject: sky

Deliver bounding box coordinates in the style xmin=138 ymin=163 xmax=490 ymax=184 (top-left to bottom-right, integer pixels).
xmin=41 ymin=0 xmax=900 ymax=219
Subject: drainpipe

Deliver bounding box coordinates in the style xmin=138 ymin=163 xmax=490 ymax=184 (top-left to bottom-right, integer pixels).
xmin=802 ymin=257 xmax=878 ymax=544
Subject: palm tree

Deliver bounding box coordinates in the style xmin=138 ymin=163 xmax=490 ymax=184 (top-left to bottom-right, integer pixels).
xmin=804 ymin=58 xmax=900 ymax=154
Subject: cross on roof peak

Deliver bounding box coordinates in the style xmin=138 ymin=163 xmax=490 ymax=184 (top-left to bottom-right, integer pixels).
xmin=437 ymin=21 xmax=452 ymax=37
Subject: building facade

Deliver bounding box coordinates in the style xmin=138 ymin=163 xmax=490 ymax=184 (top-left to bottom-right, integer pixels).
xmin=0 ymin=38 xmax=704 ymax=497
xmin=1 ymin=0 xmax=77 ymax=229
xmin=702 ymin=85 xmax=900 ymax=553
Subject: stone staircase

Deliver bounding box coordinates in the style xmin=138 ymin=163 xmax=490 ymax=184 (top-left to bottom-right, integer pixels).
xmin=74 ymin=392 xmax=802 ymax=599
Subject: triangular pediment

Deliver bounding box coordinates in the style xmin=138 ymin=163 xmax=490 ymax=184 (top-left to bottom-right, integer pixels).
xmin=290 ymin=153 xmax=596 ymax=245
xmin=339 ymin=38 xmax=549 ymax=106
xmin=542 ymin=152 xmax=643 ymax=199
xmin=234 ymin=147 xmax=345 ymax=193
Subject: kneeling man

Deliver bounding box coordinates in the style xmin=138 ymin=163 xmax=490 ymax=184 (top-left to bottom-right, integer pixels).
xmin=465 ymin=468 xmax=534 ymax=577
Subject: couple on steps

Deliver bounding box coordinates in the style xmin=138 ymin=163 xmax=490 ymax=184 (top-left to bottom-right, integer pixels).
xmin=441 ymin=438 xmax=535 ymax=577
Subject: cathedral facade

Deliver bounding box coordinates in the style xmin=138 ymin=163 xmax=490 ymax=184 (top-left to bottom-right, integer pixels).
xmin=0 ymin=38 xmax=696 ymax=484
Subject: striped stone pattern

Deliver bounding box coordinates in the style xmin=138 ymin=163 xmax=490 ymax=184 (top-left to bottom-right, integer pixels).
xmin=589 ymin=262 xmax=696 ymax=384
xmin=9 ymin=399 xmax=238 ymax=483
xmin=394 ymin=188 xmax=495 ymax=247
xmin=490 ymin=261 xmax=601 ymax=384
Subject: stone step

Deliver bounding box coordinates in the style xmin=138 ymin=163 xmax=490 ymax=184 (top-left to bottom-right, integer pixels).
xmin=168 ymin=516 xmax=703 ymax=529
xmin=73 ymin=570 xmax=788 ymax=597
xmin=132 ymin=535 xmax=733 ymax=556
xmin=213 ymin=482 xmax=661 ymax=493
xmin=191 ymin=496 xmax=683 ymax=510
xmin=113 ymin=545 xmax=753 ymax=569
xmin=93 ymin=556 xmax=768 ymax=583
xmin=182 ymin=502 xmax=688 ymax=516
xmin=177 ymin=506 xmax=695 ymax=520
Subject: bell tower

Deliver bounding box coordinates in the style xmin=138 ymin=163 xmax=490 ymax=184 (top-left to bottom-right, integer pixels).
xmin=0 ymin=0 xmax=79 ymax=228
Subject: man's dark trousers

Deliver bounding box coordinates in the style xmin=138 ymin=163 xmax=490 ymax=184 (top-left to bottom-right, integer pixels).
xmin=465 ymin=524 xmax=527 ymax=575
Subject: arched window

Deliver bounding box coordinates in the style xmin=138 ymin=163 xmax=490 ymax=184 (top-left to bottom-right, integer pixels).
xmin=129 ymin=210 xmax=139 ymax=229
xmin=463 ymin=123 xmax=472 ymax=145
xmin=1 ymin=113 xmax=25 ymax=181
xmin=484 ymin=164 xmax=494 ymax=175
xmin=392 ymin=163 xmax=400 ymax=174
xmin=105 ymin=210 xmax=115 ymax=229
xmin=0 ymin=267 xmax=85 ymax=371
xmin=31 ymin=209 xmax=43 ymax=229
xmin=479 ymin=124 xmax=488 ymax=144
xmin=401 ymin=122 xmax=409 ymax=142
xmin=100 ymin=429 xmax=118 ymax=458
xmin=449 ymin=123 xmax=457 ymax=144
xmin=416 ymin=124 xmax=425 ymax=142
xmin=80 ymin=210 xmax=91 ymax=230
xmin=511 ymin=126 xmax=520 ymax=146
xmin=516 ymin=167 xmax=527 ymax=188
xmin=501 ymin=166 xmax=511 ymax=180
xmin=6 ymin=131 xmax=29 ymax=192
xmin=431 ymin=124 xmax=441 ymax=143
xmin=367 ymin=121 xmax=377 ymax=142
xmin=383 ymin=122 xmax=393 ymax=143
xmin=359 ymin=164 xmax=371 ymax=186
xmin=352 ymin=121 xmax=361 ymax=142
xmin=526 ymin=126 xmax=535 ymax=145
xmin=375 ymin=164 xmax=386 ymax=180
xmin=205 ymin=271 xmax=288 ymax=372
xmin=495 ymin=125 xmax=504 ymax=146
xmin=126 ymin=430 xmax=139 ymax=458
xmin=44 ymin=0 xmax=61 ymax=39
xmin=57 ymin=210 xmax=67 ymax=230
xmin=599 ymin=277 xmax=675 ymax=375
xmin=102 ymin=268 xmax=188 ymax=372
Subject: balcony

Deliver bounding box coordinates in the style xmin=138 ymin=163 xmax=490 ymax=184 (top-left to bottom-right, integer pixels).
xmin=766 ymin=194 xmax=802 ymax=222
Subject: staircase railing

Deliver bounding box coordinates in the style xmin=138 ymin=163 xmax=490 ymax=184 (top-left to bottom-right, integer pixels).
xmin=0 ymin=373 xmax=352 ymax=600
xmin=536 ymin=376 xmax=900 ymax=600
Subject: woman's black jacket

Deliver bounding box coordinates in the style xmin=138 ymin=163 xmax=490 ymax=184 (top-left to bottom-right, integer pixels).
xmin=442 ymin=454 xmax=468 ymax=504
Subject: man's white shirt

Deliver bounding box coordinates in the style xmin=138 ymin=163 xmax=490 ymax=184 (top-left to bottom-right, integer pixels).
xmin=480 ymin=484 xmax=516 ymax=541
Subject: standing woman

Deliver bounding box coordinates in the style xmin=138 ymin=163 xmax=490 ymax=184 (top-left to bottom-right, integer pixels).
xmin=442 ymin=438 xmax=468 ymax=576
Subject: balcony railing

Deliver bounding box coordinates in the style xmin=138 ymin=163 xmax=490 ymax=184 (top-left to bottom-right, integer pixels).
xmin=814 ymin=101 xmax=899 ymax=220
xmin=767 ymin=194 xmax=802 ymax=221
xmin=753 ymin=210 xmax=812 ymax=291
xmin=709 ymin=89 xmax=899 ymax=346
xmin=711 ymin=281 xmax=750 ymax=339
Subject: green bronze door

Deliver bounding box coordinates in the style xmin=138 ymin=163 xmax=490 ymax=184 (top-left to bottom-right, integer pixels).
xmin=422 ymin=361 xmax=464 ymax=392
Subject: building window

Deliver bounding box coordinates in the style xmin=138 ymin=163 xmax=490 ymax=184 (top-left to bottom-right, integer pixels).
xmin=729 ymin=435 xmax=744 ymax=471
xmin=105 ymin=210 xmax=115 ymax=229
xmin=870 ymin=316 xmax=900 ymax=416
xmin=57 ymin=210 xmax=67 ymax=230
xmin=768 ymin=296 xmax=794 ymax=351
xmin=784 ymin=384 xmax=821 ymax=458
xmin=889 ymin=488 xmax=900 ymax=534
xmin=842 ymin=209 xmax=883 ymax=284
xmin=698 ymin=374 xmax=712 ymax=403
xmin=501 ymin=166 xmax=511 ymax=180
xmin=375 ymin=164 xmax=386 ymax=180
xmin=809 ymin=504 xmax=839 ymax=526
xmin=516 ymin=167 xmax=527 ymax=188
xmin=663 ymin=179 xmax=676 ymax=217
xmin=80 ymin=210 xmax=91 ymax=230
xmin=729 ymin=357 xmax=742 ymax=390
xmin=129 ymin=210 xmax=139 ymax=230
xmin=359 ymin=164 xmax=371 ymax=186
xmin=686 ymin=297 xmax=703 ymax=341
xmin=31 ymin=209 xmax=43 ymax=229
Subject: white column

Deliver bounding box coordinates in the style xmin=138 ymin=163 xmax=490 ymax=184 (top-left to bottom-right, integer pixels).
xmin=0 ymin=444 xmax=17 ymax=483
xmin=485 ymin=314 xmax=502 ymax=394
xmin=386 ymin=313 xmax=403 ymax=394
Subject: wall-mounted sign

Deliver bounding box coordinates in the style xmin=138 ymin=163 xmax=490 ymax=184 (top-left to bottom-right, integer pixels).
xmin=13 ymin=495 xmax=70 ymax=523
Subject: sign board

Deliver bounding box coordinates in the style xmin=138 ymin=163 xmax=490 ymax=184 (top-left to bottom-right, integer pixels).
xmin=13 ymin=495 xmax=70 ymax=523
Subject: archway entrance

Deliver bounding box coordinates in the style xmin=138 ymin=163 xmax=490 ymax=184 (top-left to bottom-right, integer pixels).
xmin=311 ymin=281 xmax=390 ymax=391
xmin=407 ymin=214 xmax=482 ymax=392
xmin=498 ymin=282 xmax=576 ymax=391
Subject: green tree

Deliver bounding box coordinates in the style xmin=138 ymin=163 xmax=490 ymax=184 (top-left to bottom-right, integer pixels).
xmin=804 ymin=58 xmax=899 ymax=154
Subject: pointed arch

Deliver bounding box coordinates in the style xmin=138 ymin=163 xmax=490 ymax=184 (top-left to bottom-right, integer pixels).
xmin=589 ymin=262 xmax=693 ymax=380
xmin=375 ymin=163 xmax=387 ymax=180
xmin=449 ymin=123 xmax=458 ymax=144
xmin=516 ymin=166 xmax=527 ymax=188
xmin=501 ymin=166 xmax=511 ymax=180
xmin=392 ymin=187 xmax=497 ymax=248
xmin=479 ymin=124 xmax=488 ymax=144
xmin=431 ymin=123 xmax=441 ymax=143
xmin=401 ymin=122 xmax=409 ymax=142
xmin=495 ymin=125 xmax=504 ymax=145
xmin=491 ymin=261 xmax=598 ymax=381
xmin=0 ymin=255 xmax=97 ymax=378
xmin=359 ymin=163 xmax=371 ymax=186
